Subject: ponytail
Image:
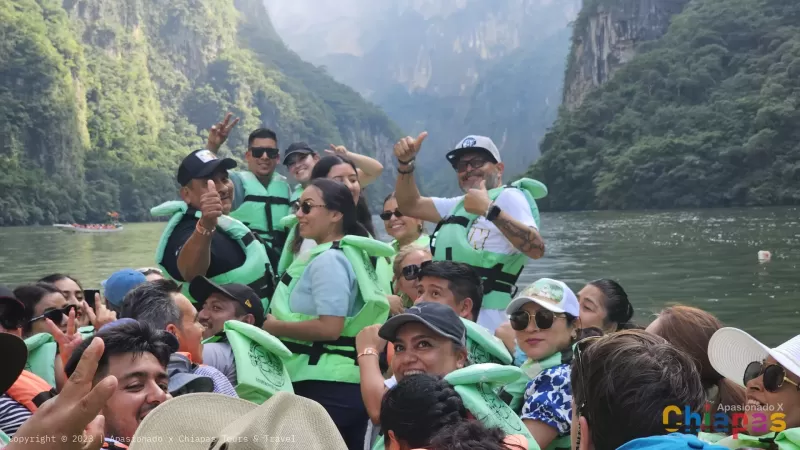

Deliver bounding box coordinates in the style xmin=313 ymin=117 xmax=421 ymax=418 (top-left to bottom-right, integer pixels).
xmin=588 ymin=279 xmax=637 ymax=331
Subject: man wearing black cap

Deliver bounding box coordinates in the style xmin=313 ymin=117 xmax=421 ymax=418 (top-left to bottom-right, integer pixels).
xmin=150 ymin=148 xmax=274 ymax=308
xmin=189 ymin=276 xmax=266 ymax=386
xmin=205 ymin=113 xmax=292 ymax=272
xmin=392 ymin=132 xmax=548 ymax=335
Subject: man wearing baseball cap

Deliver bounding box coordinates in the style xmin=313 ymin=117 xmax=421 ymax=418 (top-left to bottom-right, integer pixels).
xmin=392 ymin=131 xmax=548 ymax=333
xmin=101 ymin=268 xmax=147 ymax=313
xmin=150 ymin=148 xmax=274 ymax=308
xmin=705 ymin=328 xmax=800 ymax=447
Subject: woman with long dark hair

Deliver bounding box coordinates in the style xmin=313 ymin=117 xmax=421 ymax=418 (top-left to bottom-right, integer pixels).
xmin=577 ymin=279 xmax=637 ymax=333
xmin=264 ymin=178 xmax=393 ymax=449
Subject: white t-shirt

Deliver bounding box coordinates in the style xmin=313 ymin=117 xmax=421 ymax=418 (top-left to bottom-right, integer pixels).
xmin=431 ymin=189 xmax=538 ymax=255
xmin=431 ymin=189 xmax=538 ymax=333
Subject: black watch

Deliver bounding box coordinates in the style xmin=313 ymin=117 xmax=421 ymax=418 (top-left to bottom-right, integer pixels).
xmin=486 ymin=204 xmax=501 ymax=222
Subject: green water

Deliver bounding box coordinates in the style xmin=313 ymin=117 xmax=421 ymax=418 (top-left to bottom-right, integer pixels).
xmin=1 ymin=207 xmax=797 ymax=345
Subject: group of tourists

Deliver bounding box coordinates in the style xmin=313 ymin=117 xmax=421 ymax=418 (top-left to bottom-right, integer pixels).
xmin=1 ymin=112 xmax=798 ymax=450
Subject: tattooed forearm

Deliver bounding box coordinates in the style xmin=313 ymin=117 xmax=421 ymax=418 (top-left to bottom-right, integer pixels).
xmin=493 ymin=213 xmax=545 ymax=259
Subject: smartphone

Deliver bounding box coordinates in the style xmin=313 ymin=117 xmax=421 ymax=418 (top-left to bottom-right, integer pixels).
xmin=83 ymin=289 xmax=100 ymax=309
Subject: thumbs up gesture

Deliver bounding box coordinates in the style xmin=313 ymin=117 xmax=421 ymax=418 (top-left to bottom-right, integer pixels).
xmin=393 ymin=131 xmax=428 ymax=162
xmin=200 ymin=180 xmax=223 ymax=230
xmin=463 ymin=179 xmax=492 ymax=216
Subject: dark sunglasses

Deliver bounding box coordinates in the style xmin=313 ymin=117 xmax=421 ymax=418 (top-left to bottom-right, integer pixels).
xmin=250 ymin=147 xmax=280 ymax=159
xmin=744 ymin=361 xmax=800 ymax=392
xmin=509 ymin=308 xmax=565 ymax=331
xmin=401 ymin=260 xmax=433 ymax=281
xmin=296 ymin=200 xmax=327 ymax=215
xmin=451 ymin=156 xmax=489 ymax=172
xmin=29 ymin=304 xmax=78 ymax=324
xmin=380 ymin=209 xmax=404 ymax=221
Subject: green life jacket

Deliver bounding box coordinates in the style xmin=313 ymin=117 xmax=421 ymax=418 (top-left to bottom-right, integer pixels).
xmin=203 ymin=320 xmax=294 ymax=404
xmin=445 ymin=363 xmax=537 ymax=444
xmin=151 ymin=201 xmax=275 ymax=310
xmin=78 ymin=325 xmax=95 ymax=339
xmin=462 ymin=318 xmax=513 ymax=365
xmin=290 ymin=183 xmax=303 ymax=203
xmin=700 ymin=429 xmax=800 ymax=450
xmin=229 ymin=171 xmax=291 ymax=272
xmin=390 ymin=234 xmax=431 ymax=255
xmin=0 ymin=430 xmax=9 ymax=446
xmin=24 ymin=333 xmax=57 ymax=387
xmin=430 ymin=178 xmax=547 ymax=311
xmin=270 ymin=236 xmax=394 ymax=384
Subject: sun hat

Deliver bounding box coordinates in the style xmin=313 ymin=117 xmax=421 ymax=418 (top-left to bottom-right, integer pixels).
xmin=505 ymin=278 xmax=580 ymax=317
xmin=708 ymin=327 xmax=800 ymax=387
xmin=129 ymin=392 xmax=347 ymax=450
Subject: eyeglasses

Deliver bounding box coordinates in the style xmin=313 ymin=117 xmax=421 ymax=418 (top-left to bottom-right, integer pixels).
xmin=401 ymin=260 xmax=433 ymax=280
xmin=297 ymin=200 xmax=327 ymax=215
xmin=29 ymin=304 xmax=78 ymax=324
xmin=250 ymin=147 xmax=280 ymax=159
xmin=573 ymin=335 xmax=603 ymax=450
xmin=380 ymin=209 xmax=404 ymax=221
xmin=451 ymin=156 xmax=489 ymax=172
xmin=744 ymin=361 xmax=800 ymax=392
xmin=509 ymin=308 xmax=566 ymax=331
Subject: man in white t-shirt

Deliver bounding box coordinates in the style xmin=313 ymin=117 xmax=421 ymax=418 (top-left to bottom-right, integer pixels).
xmin=392 ymin=132 xmax=545 ymax=333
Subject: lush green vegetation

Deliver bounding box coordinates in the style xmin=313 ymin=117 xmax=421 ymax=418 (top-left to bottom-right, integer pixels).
xmin=0 ymin=0 xmax=400 ymax=225
xmin=528 ymin=0 xmax=800 ymax=210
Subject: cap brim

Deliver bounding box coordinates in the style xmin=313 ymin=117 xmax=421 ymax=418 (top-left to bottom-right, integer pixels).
xmin=196 ymin=157 xmax=237 ymax=180
xmin=379 ymin=314 xmax=460 ymax=344
xmin=445 ymin=147 xmax=498 ymax=164
xmin=189 ymin=276 xmax=237 ymax=307
xmin=130 ymin=393 xmax=257 ymax=450
xmin=282 ymin=149 xmax=313 ymax=165
xmin=0 ymin=333 xmax=28 ymax=393
xmin=505 ymin=296 xmax=566 ymax=315
xmin=168 ymin=373 xmax=215 ymax=396
xmin=708 ymin=327 xmax=771 ymax=387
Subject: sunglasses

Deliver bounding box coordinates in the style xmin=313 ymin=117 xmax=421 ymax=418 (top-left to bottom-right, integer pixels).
xmin=451 ymin=156 xmax=489 ymax=172
xmin=380 ymin=209 xmax=404 ymax=221
xmin=250 ymin=147 xmax=280 ymax=159
xmin=29 ymin=304 xmax=78 ymax=324
xmin=509 ymin=308 xmax=565 ymax=331
xmin=744 ymin=361 xmax=800 ymax=393
xmin=401 ymin=260 xmax=433 ymax=281
xmin=296 ymin=200 xmax=327 ymax=215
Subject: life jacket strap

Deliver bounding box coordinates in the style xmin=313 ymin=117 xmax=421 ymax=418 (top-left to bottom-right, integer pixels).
xmin=443 ymin=248 xmax=522 ymax=296
xmin=280 ymin=336 xmax=358 ymax=365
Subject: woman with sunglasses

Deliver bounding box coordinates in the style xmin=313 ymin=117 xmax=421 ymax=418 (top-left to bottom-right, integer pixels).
xmin=264 ymin=178 xmax=393 ymax=450
xmin=706 ymin=329 xmax=800 ymax=448
xmin=500 ymin=278 xmax=582 ymax=450
xmin=391 ymin=244 xmax=432 ymax=308
xmin=382 ymin=192 xmax=429 ymax=256
xmin=38 ymin=274 xmax=89 ymax=328
xmin=647 ymin=306 xmax=746 ymax=432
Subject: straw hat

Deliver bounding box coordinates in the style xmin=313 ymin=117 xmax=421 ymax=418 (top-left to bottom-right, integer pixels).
xmin=129 ymin=392 xmax=347 ymax=450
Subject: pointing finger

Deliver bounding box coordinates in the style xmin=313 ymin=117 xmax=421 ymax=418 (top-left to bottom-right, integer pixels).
xmin=63 ymin=338 xmax=105 ymax=401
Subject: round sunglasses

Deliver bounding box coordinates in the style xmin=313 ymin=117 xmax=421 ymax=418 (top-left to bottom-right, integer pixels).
xmin=744 ymin=361 xmax=800 ymax=392
xmin=509 ymin=308 xmax=565 ymax=331
xmin=29 ymin=304 xmax=78 ymax=324
xmin=380 ymin=209 xmax=404 ymax=221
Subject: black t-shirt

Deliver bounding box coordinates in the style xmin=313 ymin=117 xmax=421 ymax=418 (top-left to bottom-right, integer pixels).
xmin=161 ymin=208 xmax=247 ymax=281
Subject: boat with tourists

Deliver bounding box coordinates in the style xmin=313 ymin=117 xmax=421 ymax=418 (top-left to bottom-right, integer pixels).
xmin=53 ymin=211 xmax=123 ymax=233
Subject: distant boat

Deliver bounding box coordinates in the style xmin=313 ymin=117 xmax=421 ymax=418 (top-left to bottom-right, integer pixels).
xmin=53 ymin=223 xmax=124 ymax=233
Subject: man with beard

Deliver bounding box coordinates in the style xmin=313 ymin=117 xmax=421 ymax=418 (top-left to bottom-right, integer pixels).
xmin=393 ymin=132 xmax=547 ymax=333
xmin=150 ymin=149 xmax=274 ymax=309
xmin=205 ymin=114 xmax=292 ymax=273
xmin=64 ymin=321 xmax=173 ymax=447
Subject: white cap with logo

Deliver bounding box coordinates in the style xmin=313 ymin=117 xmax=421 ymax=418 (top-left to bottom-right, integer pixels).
xmin=505 ymin=278 xmax=580 ymax=317
xmin=446 ymin=135 xmax=502 ymax=165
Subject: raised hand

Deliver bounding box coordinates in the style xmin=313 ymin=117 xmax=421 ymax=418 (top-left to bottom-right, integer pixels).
xmin=325 ymin=144 xmax=349 ymax=157
xmin=355 ymin=324 xmax=387 ymax=354
xmin=463 ymin=179 xmax=492 ymax=216
xmin=393 ymin=131 xmax=428 ymax=163
xmin=200 ymin=179 xmax=223 ymax=230
xmin=82 ymin=294 xmax=117 ymax=331
xmin=206 ymin=112 xmax=240 ymax=153
xmin=46 ymin=308 xmax=85 ymax=368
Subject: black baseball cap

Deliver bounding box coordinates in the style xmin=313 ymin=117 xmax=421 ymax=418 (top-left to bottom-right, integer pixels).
xmin=379 ymin=302 xmax=466 ymax=346
xmin=177 ymin=149 xmax=237 ymax=186
xmin=0 ymin=285 xmax=25 ymax=322
xmin=1 ymin=332 xmax=28 ymax=393
xmin=189 ymin=277 xmax=264 ymax=325
xmin=282 ymin=142 xmax=315 ymax=166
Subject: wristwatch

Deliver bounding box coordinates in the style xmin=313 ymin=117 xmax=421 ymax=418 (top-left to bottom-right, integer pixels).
xmin=397 ymin=160 xmax=415 ymax=174
xmin=485 ymin=204 xmax=501 ymax=222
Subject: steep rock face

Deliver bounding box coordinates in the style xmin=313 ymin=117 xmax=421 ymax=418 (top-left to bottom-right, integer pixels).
xmin=563 ymin=0 xmax=690 ymax=110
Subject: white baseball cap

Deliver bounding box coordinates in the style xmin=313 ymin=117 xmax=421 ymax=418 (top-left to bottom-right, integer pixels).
xmin=446 ymin=135 xmax=502 ymax=165
xmin=505 ymin=278 xmax=580 ymax=317
xmin=708 ymin=327 xmax=800 ymax=387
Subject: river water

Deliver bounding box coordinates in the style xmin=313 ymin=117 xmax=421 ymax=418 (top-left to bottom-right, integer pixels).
xmin=1 ymin=207 xmax=797 ymax=345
